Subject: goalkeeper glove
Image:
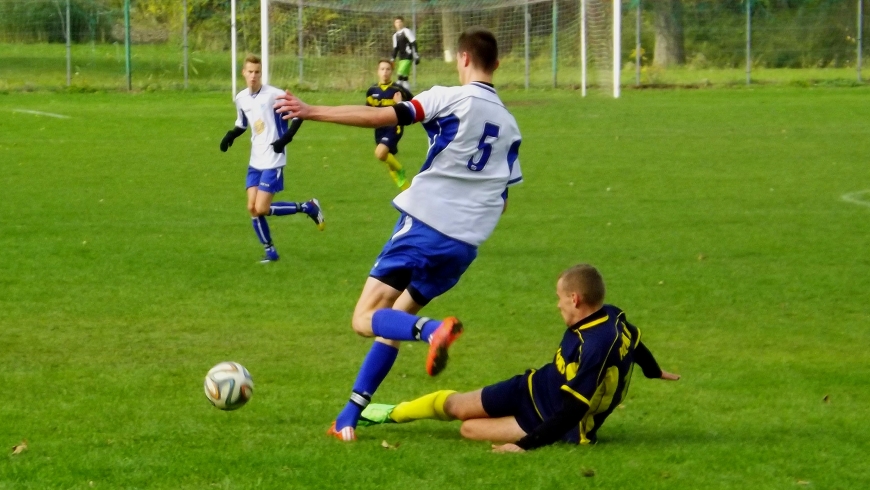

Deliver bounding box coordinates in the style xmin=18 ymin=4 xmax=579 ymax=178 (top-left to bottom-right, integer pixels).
xmin=414 ymin=56 xmax=421 ymax=65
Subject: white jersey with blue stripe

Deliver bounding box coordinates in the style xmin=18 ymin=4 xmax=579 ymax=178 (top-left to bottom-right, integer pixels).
xmin=393 ymin=81 xmax=523 ymax=246
xmin=233 ymin=84 xmax=288 ymax=170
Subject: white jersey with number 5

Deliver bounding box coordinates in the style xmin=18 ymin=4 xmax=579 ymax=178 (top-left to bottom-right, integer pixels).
xmin=393 ymin=82 xmax=523 ymax=246
xmin=234 ymin=84 xmax=288 ymax=170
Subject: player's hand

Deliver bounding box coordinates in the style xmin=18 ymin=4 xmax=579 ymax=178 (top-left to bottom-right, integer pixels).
xmin=661 ymin=370 xmax=680 ymax=381
xmin=220 ymin=132 xmax=235 ymax=152
xmin=274 ymin=91 xmax=309 ymax=121
xmin=491 ymin=443 xmax=525 ymax=453
xmin=414 ymin=56 xmax=421 ymax=65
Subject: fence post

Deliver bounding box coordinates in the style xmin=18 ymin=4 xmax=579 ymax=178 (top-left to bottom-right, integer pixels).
xmin=412 ymin=0 xmax=417 ymax=89
xmin=613 ymin=0 xmax=620 ymax=98
xmin=746 ymin=0 xmax=751 ymax=85
xmin=183 ymin=0 xmax=189 ymax=89
xmin=231 ymin=0 xmax=237 ymax=97
xmin=581 ymin=0 xmax=586 ymax=97
xmin=125 ymin=0 xmax=131 ymax=90
xmin=524 ymin=0 xmax=530 ymax=90
xmin=260 ymin=0 xmax=269 ymax=84
xmin=859 ymin=0 xmax=864 ymax=82
xmin=298 ymin=0 xmax=304 ymax=84
xmin=552 ymin=0 xmax=558 ymax=88
xmin=635 ymin=0 xmax=641 ymax=87
xmin=66 ymin=0 xmax=71 ymax=87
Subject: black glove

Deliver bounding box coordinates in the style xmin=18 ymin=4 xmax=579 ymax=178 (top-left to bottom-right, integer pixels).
xmin=414 ymin=56 xmax=421 ymax=65
xmin=220 ymin=127 xmax=246 ymax=152
xmin=271 ymin=137 xmax=290 ymax=154
xmin=270 ymin=118 xmax=303 ymax=154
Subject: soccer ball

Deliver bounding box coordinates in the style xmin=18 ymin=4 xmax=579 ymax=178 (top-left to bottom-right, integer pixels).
xmin=204 ymin=362 xmax=254 ymax=410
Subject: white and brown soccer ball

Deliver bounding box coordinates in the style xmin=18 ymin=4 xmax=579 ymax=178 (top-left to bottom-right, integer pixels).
xmin=204 ymin=362 xmax=254 ymax=410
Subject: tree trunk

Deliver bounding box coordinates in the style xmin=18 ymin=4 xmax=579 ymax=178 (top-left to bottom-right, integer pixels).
xmin=441 ymin=10 xmax=458 ymax=62
xmin=653 ymin=0 xmax=685 ymax=67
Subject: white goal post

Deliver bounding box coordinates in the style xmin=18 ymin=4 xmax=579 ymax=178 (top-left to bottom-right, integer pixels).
xmin=231 ymin=0 xmax=622 ymax=97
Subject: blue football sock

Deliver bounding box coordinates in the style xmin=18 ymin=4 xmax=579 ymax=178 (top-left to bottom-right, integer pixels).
xmin=371 ymin=309 xmax=442 ymax=342
xmin=268 ymin=202 xmax=300 ymax=216
xmin=335 ymin=341 xmax=399 ymax=430
xmin=251 ymin=216 xmax=272 ymax=246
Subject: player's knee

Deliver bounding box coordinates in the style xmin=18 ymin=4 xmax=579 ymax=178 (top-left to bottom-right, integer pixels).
xmin=253 ymin=203 xmax=270 ymax=216
xmin=247 ymin=203 xmax=259 ymax=216
xmin=351 ymin=313 xmax=375 ymax=337
xmin=374 ymin=146 xmax=388 ymax=161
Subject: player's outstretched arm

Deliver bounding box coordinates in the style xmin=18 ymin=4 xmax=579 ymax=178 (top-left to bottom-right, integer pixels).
xmin=634 ymin=341 xmax=680 ymax=380
xmin=220 ymin=126 xmax=246 ymax=152
xmin=270 ymin=117 xmax=303 ymax=154
xmin=274 ymin=91 xmax=399 ymax=128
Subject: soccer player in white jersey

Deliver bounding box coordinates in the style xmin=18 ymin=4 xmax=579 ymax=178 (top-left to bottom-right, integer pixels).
xmin=220 ymin=55 xmax=324 ymax=263
xmin=275 ymin=28 xmax=523 ymax=441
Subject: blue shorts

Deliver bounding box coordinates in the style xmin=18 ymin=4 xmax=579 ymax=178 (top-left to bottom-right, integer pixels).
xmin=481 ymin=371 xmax=578 ymax=444
xmin=246 ymin=166 xmax=284 ymax=193
xmin=369 ymin=213 xmax=477 ymax=305
xmin=374 ymin=126 xmax=403 ymax=155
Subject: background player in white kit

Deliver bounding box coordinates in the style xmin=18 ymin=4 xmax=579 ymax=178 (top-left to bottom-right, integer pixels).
xmin=220 ymin=55 xmax=324 ymax=263
xmin=275 ymin=28 xmax=523 ymax=441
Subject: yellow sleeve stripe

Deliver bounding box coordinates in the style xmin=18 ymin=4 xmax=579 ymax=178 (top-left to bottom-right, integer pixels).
xmin=560 ymin=385 xmax=591 ymax=405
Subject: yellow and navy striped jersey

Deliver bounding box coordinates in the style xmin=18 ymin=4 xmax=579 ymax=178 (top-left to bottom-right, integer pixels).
xmin=365 ymin=82 xmax=411 ymax=109
xmin=528 ymin=304 xmax=642 ymax=444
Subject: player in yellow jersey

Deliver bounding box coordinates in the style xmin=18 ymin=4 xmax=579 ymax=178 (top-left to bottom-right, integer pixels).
xmin=365 ymin=59 xmax=413 ymax=190
xmin=360 ymin=264 xmax=681 ymax=451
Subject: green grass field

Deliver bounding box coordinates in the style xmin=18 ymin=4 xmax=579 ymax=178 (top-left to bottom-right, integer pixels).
xmin=1 ymin=86 xmax=869 ymax=489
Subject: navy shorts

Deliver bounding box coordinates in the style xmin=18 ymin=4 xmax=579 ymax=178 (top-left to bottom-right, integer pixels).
xmin=481 ymin=371 xmax=543 ymax=436
xmin=246 ymin=166 xmax=284 ymax=193
xmin=374 ymin=126 xmax=402 ymax=155
xmin=482 ymin=371 xmax=579 ymax=443
xmin=369 ymin=213 xmax=477 ymax=305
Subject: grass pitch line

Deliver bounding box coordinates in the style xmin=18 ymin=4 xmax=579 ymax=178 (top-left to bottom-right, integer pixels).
xmin=12 ymin=109 xmax=71 ymax=119
xmin=841 ymin=190 xmax=870 ymax=208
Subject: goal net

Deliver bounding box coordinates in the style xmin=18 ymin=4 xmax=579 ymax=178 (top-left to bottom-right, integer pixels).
xmin=237 ymin=0 xmax=622 ymax=95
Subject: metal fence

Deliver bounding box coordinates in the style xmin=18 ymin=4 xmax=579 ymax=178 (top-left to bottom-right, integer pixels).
xmin=0 ymin=0 xmax=867 ymax=92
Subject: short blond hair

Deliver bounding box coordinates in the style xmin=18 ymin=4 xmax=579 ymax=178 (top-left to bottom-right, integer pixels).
xmin=559 ymin=264 xmax=605 ymax=307
xmin=244 ymin=54 xmax=261 ymax=66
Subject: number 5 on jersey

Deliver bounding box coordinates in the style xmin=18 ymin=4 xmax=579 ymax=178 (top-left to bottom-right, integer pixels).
xmin=467 ymin=122 xmax=500 ymax=172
